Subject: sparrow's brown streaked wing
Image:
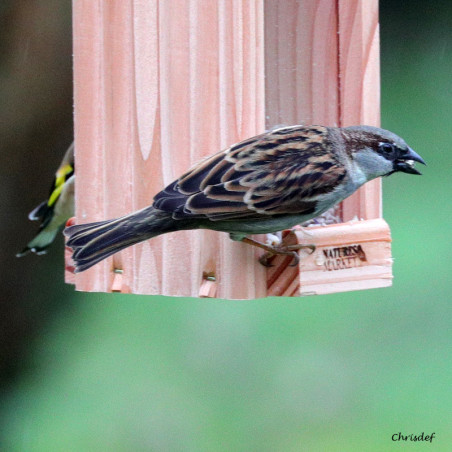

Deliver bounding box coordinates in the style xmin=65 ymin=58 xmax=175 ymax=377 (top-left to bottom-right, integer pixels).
xmin=153 ymin=126 xmax=347 ymax=222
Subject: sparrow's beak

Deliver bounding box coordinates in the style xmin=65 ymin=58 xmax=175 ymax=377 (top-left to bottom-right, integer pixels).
xmin=395 ymin=147 xmax=426 ymax=175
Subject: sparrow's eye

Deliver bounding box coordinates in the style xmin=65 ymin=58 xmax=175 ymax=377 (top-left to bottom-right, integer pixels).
xmin=378 ymin=142 xmax=396 ymax=158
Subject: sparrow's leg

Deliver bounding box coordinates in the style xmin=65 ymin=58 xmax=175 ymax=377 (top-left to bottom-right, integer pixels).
xmin=240 ymin=237 xmax=315 ymax=267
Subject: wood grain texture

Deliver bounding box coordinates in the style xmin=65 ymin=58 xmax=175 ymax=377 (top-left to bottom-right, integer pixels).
xmin=72 ymin=0 xmax=266 ymax=298
xmin=264 ymin=0 xmax=340 ymax=127
xmin=338 ymin=0 xmax=382 ymax=221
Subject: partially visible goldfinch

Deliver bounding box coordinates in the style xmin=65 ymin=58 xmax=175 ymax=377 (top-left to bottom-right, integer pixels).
xmin=17 ymin=143 xmax=75 ymax=257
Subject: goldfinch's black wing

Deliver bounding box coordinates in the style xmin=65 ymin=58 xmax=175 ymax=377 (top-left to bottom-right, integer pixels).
xmin=17 ymin=143 xmax=75 ymax=257
xmin=153 ymin=126 xmax=346 ymax=221
xmin=29 ymin=143 xmax=75 ymax=229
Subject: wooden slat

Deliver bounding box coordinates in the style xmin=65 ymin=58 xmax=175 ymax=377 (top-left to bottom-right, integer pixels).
xmin=264 ymin=0 xmax=340 ymax=127
xmin=72 ymin=1 xmax=111 ymax=292
xmin=73 ymin=0 xmax=266 ymax=298
xmin=338 ymin=0 xmax=382 ymax=221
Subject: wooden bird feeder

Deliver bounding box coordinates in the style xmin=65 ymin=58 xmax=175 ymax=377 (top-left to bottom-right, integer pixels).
xmin=67 ymin=0 xmax=392 ymax=298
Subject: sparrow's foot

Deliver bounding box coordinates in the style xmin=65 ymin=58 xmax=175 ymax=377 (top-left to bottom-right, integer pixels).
xmin=258 ymin=244 xmax=316 ymax=267
xmin=240 ymin=236 xmax=315 ymax=267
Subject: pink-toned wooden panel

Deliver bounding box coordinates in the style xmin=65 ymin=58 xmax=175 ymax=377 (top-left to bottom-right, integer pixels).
xmin=338 ymin=0 xmax=382 ymax=221
xmin=264 ymin=0 xmax=339 ymax=127
xmin=73 ymin=0 xmax=266 ymax=298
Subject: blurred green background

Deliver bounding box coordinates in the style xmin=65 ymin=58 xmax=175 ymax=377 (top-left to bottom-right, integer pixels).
xmin=0 ymin=1 xmax=451 ymax=451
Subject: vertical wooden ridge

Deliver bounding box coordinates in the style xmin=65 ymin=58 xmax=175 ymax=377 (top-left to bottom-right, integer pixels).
xmin=264 ymin=0 xmax=340 ymax=127
xmin=339 ymin=0 xmax=381 ymax=221
xmin=72 ymin=0 xmax=109 ymax=292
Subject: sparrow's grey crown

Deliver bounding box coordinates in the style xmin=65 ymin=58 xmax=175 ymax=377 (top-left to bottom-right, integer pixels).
xmin=344 ymin=125 xmax=409 ymax=150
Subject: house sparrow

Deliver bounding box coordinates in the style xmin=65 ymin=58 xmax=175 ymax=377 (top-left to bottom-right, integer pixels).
xmin=17 ymin=142 xmax=75 ymax=257
xmin=65 ymin=125 xmax=425 ymax=272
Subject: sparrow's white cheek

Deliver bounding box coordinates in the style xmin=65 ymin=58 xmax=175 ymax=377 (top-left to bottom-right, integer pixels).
xmin=353 ymin=149 xmax=393 ymax=180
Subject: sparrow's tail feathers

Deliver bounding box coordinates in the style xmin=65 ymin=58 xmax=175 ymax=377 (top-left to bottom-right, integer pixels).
xmin=65 ymin=206 xmax=175 ymax=273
